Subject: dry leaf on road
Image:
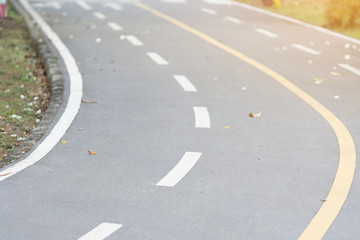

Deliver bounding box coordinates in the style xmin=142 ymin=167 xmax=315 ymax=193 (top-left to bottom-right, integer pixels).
xmin=0 ymin=172 xmax=11 ymax=177
xmin=249 ymin=111 xmax=262 ymax=118
xmin=61 ymin=139 xmax=67 ymax=144
xmin=82 ymin=99 xmax=97 ymax=103
xmin=88 ymin=150 xmax=96 ymax=155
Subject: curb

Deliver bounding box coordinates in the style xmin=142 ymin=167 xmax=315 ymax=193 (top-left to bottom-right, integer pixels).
xmin=0 ymin=0 xmax=64 ymax=169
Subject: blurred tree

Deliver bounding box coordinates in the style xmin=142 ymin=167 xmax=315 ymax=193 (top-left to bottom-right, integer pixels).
xmin=325 ymin=0 xmax=360 ymax=28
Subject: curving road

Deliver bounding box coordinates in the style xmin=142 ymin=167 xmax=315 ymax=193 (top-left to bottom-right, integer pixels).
xmin=1 ymin=0 xmax=360 ymax=239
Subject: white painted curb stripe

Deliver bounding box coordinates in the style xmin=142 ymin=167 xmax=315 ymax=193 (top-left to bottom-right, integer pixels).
xmin=255 ymin=28 xmax=278 ymax=38
xmin=76 ymin=0 xmax=92 ymax=10
xmin=103 ymin=3 xmax=122 ymax=11
xmin=125 ymin=35 xmax=143 ymax=46
xmin=201 ymin=8 xmax=217 ymax=15
xmin=193 ymin=107 xmax=210 ymax=128
xmin=0 ymin=0 xmax=82 ymax=182
xmin=147 ymin=52 xmax=169 ymax=65
xmin=224 ymin=16 xmax=243 ymax=24
xmin=78 ymin=223 xmax=123 ymax=240
xmin=292 ymin=44 xmax=321 ymax=55
xmin=107 ymin=22 xmax=123 ymax=31
xmin=156 ymin=152 xmax=202 ymax=187
xmin=94 ymin=12 xmax=106 ymax=20
xmin=338 ymin=63 xmax=360 ymax=76
xmin=173 ymin=75 xmax=197 ymax=92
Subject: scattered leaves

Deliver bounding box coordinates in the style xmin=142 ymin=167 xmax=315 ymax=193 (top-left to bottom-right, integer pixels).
xmin=61 ymin=139 xmax=67 ymax=144
xmin=88 ymin=150 xmax=96 ymax=155
xmin=249 ymin=111 xmax=262 ymax=118
xmin=82 ymin=99 xmax=97 ymax=103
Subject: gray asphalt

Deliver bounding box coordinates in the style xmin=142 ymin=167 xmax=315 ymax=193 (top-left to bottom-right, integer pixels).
xmin=1 ymin=0 xmax=360 ymax=239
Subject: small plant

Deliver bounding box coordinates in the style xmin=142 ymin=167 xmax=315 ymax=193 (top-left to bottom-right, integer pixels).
xmin=325 ymin=0 xmax=360 ymax=28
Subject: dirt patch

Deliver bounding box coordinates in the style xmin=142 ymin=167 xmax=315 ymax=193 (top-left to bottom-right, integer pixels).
xmin=0 ymin=17 xmax=23 ymax=30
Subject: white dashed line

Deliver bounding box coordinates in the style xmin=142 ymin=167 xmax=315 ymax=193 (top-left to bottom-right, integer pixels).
xmin=93 ymin=12 xmax=106 ymax=20
xmin=125 ymin=35 xmax=143 ymax=46
xmin=292 ymin=44 xmax=321 ymax=55
xmin=107 ymin=22 xmax=123 ymax=31
xmin=193 ymin=107 xmax=210 ymax=128
xmin=201 ymin=8 xmax=217 ymax=15
xmin=173 ymin=75 xmax=198 ymax=92
xmin=338 ymin=63 xmax=360 ymax=76
xmin=147 ymin=52 xmax=169 ymax=65
xmin=76 ymin=0 xmax=92 ymax=10
xmin=156 ymin=152 xmax=202 ymax=187
xmin=203 ymin=0 xmax=234 ymax=5
xmin=103 ymin=3 xmax=122 ymax=10
xmin=224 ymin=16 xmax=243 ymax=24
xmin=78 ymin=223 xmax=123 ymax=240
xmin=255 ymin=28 xmax=278 ymax=38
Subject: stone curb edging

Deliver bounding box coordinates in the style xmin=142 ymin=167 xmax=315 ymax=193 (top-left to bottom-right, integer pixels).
xmin=0 ymin=0 xmax=64 ymax=169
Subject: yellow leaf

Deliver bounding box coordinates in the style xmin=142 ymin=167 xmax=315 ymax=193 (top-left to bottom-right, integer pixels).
xmin=61 ymin=139 xmax=67 ymax=144
xmin=88 ymin=150 xmax=96 ymax=155
xmin=331 ymin=71 xmax=341 ymax=76
xmin=224 ymin=126 xmax=230 ymax=129
xmin=82 ymin=99 xmax=97 ymax=103
xmin=313 ymin=77 xmax=325 ymax=82
xmin=249 ymin=111 xmax=262 ymax=118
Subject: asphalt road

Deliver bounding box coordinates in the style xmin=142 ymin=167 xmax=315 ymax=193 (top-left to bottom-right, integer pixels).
xmin=1 ymin=0 xmax=360 ymax=239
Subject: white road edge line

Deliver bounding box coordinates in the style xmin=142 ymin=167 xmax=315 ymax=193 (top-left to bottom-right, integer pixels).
xmin=201 ymin=7 xmax=217 ymax=15
xmin=255 ymin=28 xmax=278 ymax=38
xmin=173 ymin=75 xmax=197 ymax=92
xmin=0 ymin=0 xmax=83 ymax=182
xmin=107 ymin=22 xmax=123 ymax=31
xmin=93 ymin=12 xmax=106 ymax=20
xmin=193 ymin=107 xmax=210 ymax=128
xmin=338 ymin=63 xmax=360 ymax=76
xmin=224 ymin=16 xmax=243 ymax=24
xmin=78 ymin=223 xmax=123 ymax=240
xmin=146 ymin=52 xmax=169 ymax=65
xmin=292 ymin=44 xmax=321 ymax=55
xmin=125 ymin=35 xmax=143 ymax=46
xmin=156 ymin=152 xmax=202 ymax=187
xmin=76 ymin=0 xmax=92 ymax=10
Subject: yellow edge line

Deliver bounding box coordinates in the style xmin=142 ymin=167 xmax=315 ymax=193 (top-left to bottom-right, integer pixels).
xmin=133 ymin=2 xmax=356 ymax=239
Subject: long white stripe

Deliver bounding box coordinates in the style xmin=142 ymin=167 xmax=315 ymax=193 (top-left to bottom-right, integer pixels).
xmin=173 ymin=75 xmax=197 ymax=92
xmin=93 ymin=12 xmax=106 ymax=20
xmin=147 ymin=52 xmax=169 ymax=65
xmin=103 ymin=3 xmax=122 ymax=11
xmin=125 ymin=35 xmax=143 ymax=46
xmin=78 ymin=223 xmax=122 ymax=240
xmin=76 ymin=0 xmax=92 ymax=10
xmin=201 ymin=8 xmax=217 ymax=15
xmin=107 ymin=22 xmax=123 ymax=31
xmin=255 ymin=28 xmax=278 ymax=38
xmin=0 ymin=0 xmax=82 ymax=182
xmin=193 ymin=107 xmax=210 ymax=128
xmin=162 ymin=0 xmax=187 ymax=3
xmin=224 ymin=16 xmax=243 ymax=24
xmin=338 ymin=63 xmax=360 ymax=76
xmin=156 ymin=152 xmax=202 ymax=187
xmin=292 ymin=44 xmax=321 ymax=55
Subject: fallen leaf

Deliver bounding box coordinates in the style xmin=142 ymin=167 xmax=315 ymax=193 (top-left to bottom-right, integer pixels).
xmin=82 ymin=99 xmax=97 ymax=103
xmin=249 ymin=111 xmax=262 ymax=118
xmin=224 ymin=126 xmax=230 ymax=129
xmin=330 ymin=71 xmax=341 ymax=76
xmin=320 ymin=199 xmax=327 ymax=202
xmin=88 ymin=150 xmax=96 ymax=155
xmin=313 ymin=77 xmax=325 ymax=82
xmin=61 ymin=139 xmax=67 ymax=144
xmin=0 ymin=172 xmax=11 ymax=177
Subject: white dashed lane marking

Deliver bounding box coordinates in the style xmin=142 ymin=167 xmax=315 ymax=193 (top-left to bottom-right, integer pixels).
xmin=161 ymin=0 xmax=187 ymax=3
xmin=201 ymin=8 xmax=217 ymax=15
xmin=147 ymin=52 xmax=169 ymax=65
xmin=193 ymin=107 xmax=210 ymax=128
xmin=255 ymin=28 xmax=278 ymax=38
xmin=107 ymin=22 xmax=123 ymax=31
xmin=125 ymin=35 xmax=143 ymax=46
xmin=156 ymin=152 xmax=202 ymax=187
xmin=76 ymin=0 xmax=92 ymax=10
xmin=173 ymin=75 xmax=198 ymax=92
xmin=103 ymin=3 xmax=123 ymax=11
xmin=338 ymin=63 xmax=360 ymax=76
xmin=292 ymin=44 xmax=321 ymax=55
xmin=224 ymin=16 xmax=243 ymax=24
xmin=93 ymin=12 xmax=106 ymax=20
xmin=78 ymin=223 xmax=123 ymax=240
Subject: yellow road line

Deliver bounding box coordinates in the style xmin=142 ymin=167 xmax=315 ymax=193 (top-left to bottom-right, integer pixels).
xmin=133 ymin=2 xmax=356 ymax=239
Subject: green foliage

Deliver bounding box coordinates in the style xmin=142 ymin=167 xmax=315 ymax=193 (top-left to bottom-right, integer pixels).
xmin=325 ymin=0 xmax=360 ymax=28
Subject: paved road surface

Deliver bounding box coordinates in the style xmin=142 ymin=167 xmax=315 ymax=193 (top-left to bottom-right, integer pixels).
xmin=1 ymin=0 xmax=360 ymax=239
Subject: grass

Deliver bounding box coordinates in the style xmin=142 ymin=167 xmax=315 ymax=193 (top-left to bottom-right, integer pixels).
xmin=236 ymin=0 xmax=360 ymax=40
xmin=0 ymin=1 xmax=50 ymax=161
